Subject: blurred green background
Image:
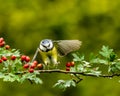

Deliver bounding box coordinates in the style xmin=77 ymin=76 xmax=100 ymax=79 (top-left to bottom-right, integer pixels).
xmin=0 ymin=0 xmax=120 ymax=96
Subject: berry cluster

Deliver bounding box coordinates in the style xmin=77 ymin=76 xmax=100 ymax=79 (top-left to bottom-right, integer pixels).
xmin=0 ymin=37 xmax=5 ymax=47
xmin=0 ymin=37 xmax=44 ymax=84
xmin=21 ymin=55 xmax=30 ymax=62
xmin=0 ymin=55 xmax=17 ymax=63
xmin=22 ymin=55 xmax=43 ymax=73
xmin=0 ymin=37 xmax=10 ymax=49
xmin=66 ymin=61 xmax=75 ymax=71
xmin=0 ymin=38 xmax=17 ymax=62
xmin=0 ymin=42 xmax=17 ymax=63
xmin=0 ymin=37 xmax=43 ymax=74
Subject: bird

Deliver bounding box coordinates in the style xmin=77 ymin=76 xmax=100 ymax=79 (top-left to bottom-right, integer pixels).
xmin=32 ymin=39 xmax=82 ymax=67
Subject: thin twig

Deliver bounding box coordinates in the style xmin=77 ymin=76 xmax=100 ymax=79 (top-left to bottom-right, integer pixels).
xmin=32 ymin=48 xmax=39 ymax=62
xmin=15 ymin=69 xmax=120 ymax=78
xmin=35 ymin=69 xmax=120 ymax=78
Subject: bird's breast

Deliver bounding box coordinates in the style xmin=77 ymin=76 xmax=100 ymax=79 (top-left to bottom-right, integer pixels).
xmin=39 ymin=46 xmax=57 ymax=56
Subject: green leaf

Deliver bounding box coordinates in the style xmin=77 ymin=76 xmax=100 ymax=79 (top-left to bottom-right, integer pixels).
xmin=99 ymin=46 xmax=114 ymax=60
xmin=53 ymin=80 xmax=76 ymax=91
xmin=109 ymin=52 xmax=117 ymax=62
xmin=0 ymin=72 xmax=5 ymax=78
xmin=3 ymin=73 xmax=16 ymax=82
xmin=77 ymin=64 xmax=87 ymax=72
xmin=12 ymin=49 xmax=21 ymax=57
xmin=53 ymin=80 xmax=65 ymax=90
xmin=115 ymin=62 xmax=120 ymax=70
xmin=70 ymin=67 xmax=76 ymax=72
xmin=91 ymin=58 xmax=108 ymax=65
xmin=20 ymin=73 xmax=42 ymax=84
xmin=107 ymin=62 xmax=120 ymax=73
xmin=87 ymin=70 xmax=101 ymax=76
xmin=34 ymin=77 xmax=43 ymax=84
xmin=82 ymin=61 xmax=91 ymax=67
xmin=108 ymin=65 xmax=117 ymax=73
xmin=72 ymin=53 xmax=84 ymax=62
xmin=64 ymin=80 xmax=76 ymax=87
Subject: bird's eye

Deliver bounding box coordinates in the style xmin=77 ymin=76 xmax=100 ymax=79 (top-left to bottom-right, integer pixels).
xmin=42 ymin=41 xmax=46 ymax=44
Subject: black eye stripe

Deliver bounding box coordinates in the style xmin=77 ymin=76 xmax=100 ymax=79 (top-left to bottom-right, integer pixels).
xmin=48 ymin=43 xmax=50 ymax=47
xmin=42 ymin=43 xmax=50 ymax=47
xmin=42 ymin=44 xmax=47 ymax=48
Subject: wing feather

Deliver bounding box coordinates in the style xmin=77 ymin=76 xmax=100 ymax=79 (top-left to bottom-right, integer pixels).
xmin=54 ymin=40 xmax=82 ymax=56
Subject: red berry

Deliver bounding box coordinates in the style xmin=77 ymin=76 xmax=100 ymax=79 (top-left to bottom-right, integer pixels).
xmin=66 ymin=67 xmax=70 ymax=71
xmin=30 ymin=64 xmax=36 ymax=69
xmin=29 ymin=68 xmax=34 ymax=73
xmin=23 ymin=64 xmax=29 ymax=69
xmin=0 ymin=59 xmax=3 ymax=63
xmin=70 ymin=61 xmax=75 ymax=67
xmin=37 ymin=64 xmax=43 ymax=69
xmin=11 ymin=55 xmax=16 ymax=60
xmin=21 ymin=55 xmax=26 ymax=61
xmin=1 ymin=56 xmax=7 ymax=61
xmin=66 ymin=62 xmax=71 ymax=67
xmin=25 ymin=56 xmax=30 ymax=62
xmin=0 ymin=37 xmax=4 ymax=43
xmin=0 ymin=41 xmax=5 ymax=47
xmin=5 ymin=45 xmax=10 ymax=49
xmin=33 ymin=60 xmax=38 ymax=66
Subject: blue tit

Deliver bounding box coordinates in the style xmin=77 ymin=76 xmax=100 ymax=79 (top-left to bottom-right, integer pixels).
xmin=32 ymin=39 xmax=82 ymax=66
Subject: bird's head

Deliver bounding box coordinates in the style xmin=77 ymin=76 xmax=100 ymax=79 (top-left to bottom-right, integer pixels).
xmin=39 ymin=39 xmax=53 ymax=52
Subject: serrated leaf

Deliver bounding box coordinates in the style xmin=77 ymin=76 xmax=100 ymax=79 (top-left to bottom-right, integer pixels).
xmin=99 ymin=45 xmax=113 ymax=58
xmin=77 ymin=64 xmax=84 ymax=72
xmin=115 ymin=62 xmax=120 ymax=70
xmin=20 ymin=73 xmax=42 ymax=84
xmin=12 ymin=50 xmax=21 ymax=57
xmin=34 ymin=77 xmax=43 ymax=84
xmin=82 ymin=61 xmax=91 ymax=67
xmin=109 ymin=52 xmax=117 ymax=62
xmin=0 ymin=72 xmax=4 ymax=78
xmin=87 ymin=70 xmax=101 ymax=76
xmin=107 ymin=62 xmax=120 ymax=72
xmin=53 ymin=80 xmax=76 ymax=91
xmin=72 ymin=53 xmax=84 ymax=61
xmin=53 ymin=80 xmax=65 ymax=89
xmin=34 ymin=71 xmax=40 ymax=75
xmin=108 ymin=66 xmax=111 ymax=72
xmin=70 ymin=67 xmax=76 ymax=72
xmin=64 ymin=80 xmax=76 ymax=87
xmin=109 ymin=66 xmax=117 ymax=72
xmin=90 ymin=57 xmax=108 ymax=65
xmin=3 ymin=73 xmax=16 ymax=82
xmin=11 ymin=49 xmax=16 ymax=51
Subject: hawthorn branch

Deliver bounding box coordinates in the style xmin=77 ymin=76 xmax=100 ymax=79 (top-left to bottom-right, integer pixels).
xmin=36 ymin=69 xmax=120 ymax=78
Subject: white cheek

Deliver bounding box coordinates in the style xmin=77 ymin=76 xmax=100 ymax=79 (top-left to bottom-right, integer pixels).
xmin=44 ymin=43 xmax=49 ymax=47
xmin=40 ymin=45 xmax=47 ymax=51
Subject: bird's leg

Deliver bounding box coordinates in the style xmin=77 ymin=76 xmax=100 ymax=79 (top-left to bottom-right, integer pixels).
xmin=50 ymin=56 xmax=58 ymax=68
xmin=44 ymin=62 xmax=50 ymax=70
xmin=53 ymin=60 xmax=60 ymax=69
xmin=54 ymin=62 xmax=60 ymax=69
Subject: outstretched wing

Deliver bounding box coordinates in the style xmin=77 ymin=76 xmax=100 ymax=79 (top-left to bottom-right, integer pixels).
xmin=54 ymin=40 xmax=82 ymax=56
